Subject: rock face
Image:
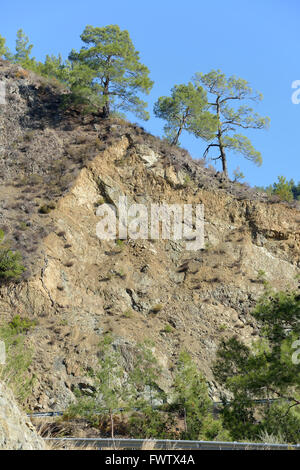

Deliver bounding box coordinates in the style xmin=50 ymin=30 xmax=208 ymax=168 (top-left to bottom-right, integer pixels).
xmin=0 ymin=382 xmax=45 ymax=449
xmin=0 ymin=60 xmax=299 ymax=410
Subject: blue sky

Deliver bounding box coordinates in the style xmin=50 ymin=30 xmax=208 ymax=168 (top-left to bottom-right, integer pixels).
xmin=1 ymin=0 xmax=299 ymax=187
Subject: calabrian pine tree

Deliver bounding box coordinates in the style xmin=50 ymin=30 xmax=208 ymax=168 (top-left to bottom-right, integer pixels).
xmin=154 ymin=83 xmax=217 ymax=146
xmin=69 ymin=25 xmax=153 ymax=119
xmin=194 ymin=70 xmax=270 ymax=178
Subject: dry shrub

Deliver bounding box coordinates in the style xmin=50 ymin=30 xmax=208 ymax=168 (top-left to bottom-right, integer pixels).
xmin=14 ymin=69 xmax=30 ymax=80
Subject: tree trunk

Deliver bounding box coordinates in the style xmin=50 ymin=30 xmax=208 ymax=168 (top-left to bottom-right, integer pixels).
xmin=172 ymin=109 xmax=189 ymax=146
xmin=172 ymin=125 xmax=183 ymax=146
xmin=101 ymin=76 xmax=110 ymax=119
xmin=101 ymin=102 xmax=110 ymax=119
xmin=216 ymin=97 xmax=228 ymax=178
xmin=219 ymin=140 xmax=228 ymax=177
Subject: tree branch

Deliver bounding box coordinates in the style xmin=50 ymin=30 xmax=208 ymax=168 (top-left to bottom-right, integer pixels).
xmin=222 ymin=120 xmax=264 ymax=130
xmin=220 ymin=96 xmax=243 ymax=104
xmin=203 ymin=143 xmax=219 ymax=158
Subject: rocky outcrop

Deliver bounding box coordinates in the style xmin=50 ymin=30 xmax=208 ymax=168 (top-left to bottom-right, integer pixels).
xmin=0 ymin=61 xmax=299 ymax=410
xmin=0 ymin=382 xmax=45 ymax=449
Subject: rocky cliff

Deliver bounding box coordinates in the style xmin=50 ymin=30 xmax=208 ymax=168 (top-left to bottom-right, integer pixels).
xmin=0 ymin=381 xmax=45 ymax=449
xmin=0 ymin=60 xmax=299 ymax=411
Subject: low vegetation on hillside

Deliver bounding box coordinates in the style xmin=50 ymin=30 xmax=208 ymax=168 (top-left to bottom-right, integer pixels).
xmin=63 ymin=286 xmax=300 ymax=444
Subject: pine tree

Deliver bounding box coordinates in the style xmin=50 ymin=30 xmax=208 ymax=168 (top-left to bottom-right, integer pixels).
xmin=0 ymin=34 xmax=11 ymax=59
xmin=154 ymin=83 xmax=217 ymax=145
xmin=68 ymin=25 xmax=153 ymax=119
xmin=213 ymin=288 xmax=300 ymax=442
xmin=272 ymin=176 xmax=294 ymax=202
xmin=173 ymin=351 xmax=228 ymax=440
xmin=194 ymin=70 xmax=270 ymax=177
xmin=66 ymin=334 xmax=130 ymax=438
xmin=14 ymin=29 xmax=35 ymax=69
xmin=291 ymin=181 xmax=300 ymax=200
xmin=41 ymin=54 xmax=70 ymax=81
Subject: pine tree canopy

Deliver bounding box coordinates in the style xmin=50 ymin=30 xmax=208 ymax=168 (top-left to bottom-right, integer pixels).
xmin=68 ymin=25 xmax=154 ymax=119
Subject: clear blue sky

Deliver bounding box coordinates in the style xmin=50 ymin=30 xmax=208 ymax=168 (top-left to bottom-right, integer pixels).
xmin=1 ymin=0 xmax=299 ymax=187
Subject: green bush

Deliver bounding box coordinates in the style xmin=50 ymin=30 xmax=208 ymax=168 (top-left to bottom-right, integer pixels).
xmin=128 ymin=407 xmax=175 ymax=439
xmin=0 ymin=231 xmax=25 ymax=281
xmin=66 ymin=340 xmax=228 ymax=440
xmin=9 ymin=315 xmax=37 ymax=334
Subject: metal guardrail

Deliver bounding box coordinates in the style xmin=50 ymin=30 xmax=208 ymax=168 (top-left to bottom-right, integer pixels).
xmin=44 ymin=437 xmax=300 ymax=450
xmin=29 ymin=411 xmax=64 ymax=417
xmin=28 ymin=399 xmax=282 ymax=418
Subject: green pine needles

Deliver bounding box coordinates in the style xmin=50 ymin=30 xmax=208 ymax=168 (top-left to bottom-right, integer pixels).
xmin=213 ymin=287 xmax=300 ymax=443
xmin=0 ymin=231 xmax=25 ymax=282
xmin=69 ymin=25 xmax=154 ymax=119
